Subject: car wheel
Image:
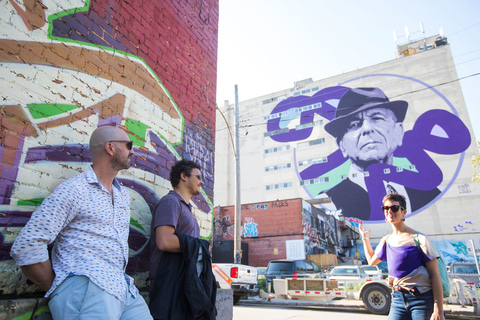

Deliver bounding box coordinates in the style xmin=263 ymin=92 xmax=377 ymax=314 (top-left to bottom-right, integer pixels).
xmin=361 ymin=284 xmax=391 ymax=315
xmin=233 ymin=295 xmax=241 ymax=305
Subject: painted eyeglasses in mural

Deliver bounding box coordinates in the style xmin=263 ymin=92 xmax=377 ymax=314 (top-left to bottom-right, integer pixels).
xmin=266 ymin=76 xmax=470 ymax=222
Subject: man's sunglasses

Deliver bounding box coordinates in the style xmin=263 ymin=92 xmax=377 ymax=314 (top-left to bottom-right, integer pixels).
xmin=382 ymin=205 xmax=404 ymax=213
xmin=109 ymin=140 xmax=133 ymax=150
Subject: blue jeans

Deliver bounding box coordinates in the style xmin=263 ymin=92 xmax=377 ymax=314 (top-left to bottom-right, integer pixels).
xmin=389 ymin=289 xmax=434 ymax=320
xmin=48 ymin=275 xmax=152 ymax=320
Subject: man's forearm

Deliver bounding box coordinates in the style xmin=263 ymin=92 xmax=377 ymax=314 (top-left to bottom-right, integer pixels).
xmin=156 ymin=225 xmax=181 ymax=252
xmin=20 ymin=260 xmax=55 ymax=292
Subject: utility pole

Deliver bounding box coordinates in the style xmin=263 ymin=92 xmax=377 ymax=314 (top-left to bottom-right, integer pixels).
xmin=234 ymin=85 xmax=242 ymax=264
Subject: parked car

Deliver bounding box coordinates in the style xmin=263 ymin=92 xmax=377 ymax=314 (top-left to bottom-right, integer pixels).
xmin=213 ymin=263 xmax=258 ymax=304
xmin=448 ymin=262 xmax=480 ymax=288
xmin=324 ymin=266 xmax=335 ymax=275
xmin=327 ymin=265 xmax=372 ymax=281
xmin=360 ymin=265 xmax=384 ymax=279
xmin=257 ymin=267 xmax=267 ymax=280
xmin=265 ymin=259 xmax=323 ymax=290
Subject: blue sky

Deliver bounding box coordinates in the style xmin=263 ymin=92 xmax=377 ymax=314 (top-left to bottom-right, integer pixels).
xmin=216 ymin=0 xmax=480 ymax=143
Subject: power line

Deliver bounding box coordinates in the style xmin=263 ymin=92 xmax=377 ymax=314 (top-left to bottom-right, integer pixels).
xmin=449 ymin=22 xmax=480 ymax=37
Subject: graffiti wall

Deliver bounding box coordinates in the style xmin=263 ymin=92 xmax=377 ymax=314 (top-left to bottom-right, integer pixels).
xmin=301 ymin=200 xmax=341 ymax=255
xmin=0 ymin=0 xmax=218 ymax=300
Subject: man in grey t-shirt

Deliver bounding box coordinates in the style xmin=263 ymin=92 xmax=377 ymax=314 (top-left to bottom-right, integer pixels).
xmin=149 ymin=159 xmax=203 ymax=289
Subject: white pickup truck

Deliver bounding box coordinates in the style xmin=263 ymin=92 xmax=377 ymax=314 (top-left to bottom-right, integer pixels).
xmin=212 ymin=263 xmax=259 ymax=304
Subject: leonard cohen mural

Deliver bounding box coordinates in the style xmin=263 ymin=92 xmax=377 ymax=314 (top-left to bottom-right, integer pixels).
xmin=266 ymin=75 xmax=471 ymax=222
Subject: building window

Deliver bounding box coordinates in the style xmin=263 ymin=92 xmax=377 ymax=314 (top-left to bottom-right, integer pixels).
xmin=341 ymin=174 xmax=347 ymax=180
xmin=263 ymin=110 xmax=288 ymax=121
xmin=295 ymin=120 xmax=323 ymax=130
xmin=396 ymin=167 xmax=403 ymax=172
xmin=298 ymin=138 xmax=325 ymax=148
xmin=384 ymin=168 xmax=391 ymax=174
xmin=264 ymin=128 xmax=289 ymax=137
xmin=266 ymin=182 xmax=292 ymax=190
xmin=352 ymin=173 xmax=358 ymax=178
xmin=265 ymin=145 xmax=290 ymax=154
xmin=409 ymin=165 xmax=416 ymax=171
xmin=265 ymin=163 xmax=291 ymax=172
xmin=300 ymin=177 xmax=329 ymax=186
xmin=262 ymin=97 xmax=278 ymax=105
xmin=298 ymin=103 xmax=322 ymax=113
xmin=311 ymin=87 xmax=319 ymax=92
xmin=301 ymin=89 xmax=311 ymax=94
xmin=298 ymin=157 xmax=328 ymax=167
xmin=293 ymin=92 xmax=301 ymax=97
xmin=364 ymin=171 xmax=370 ymax=177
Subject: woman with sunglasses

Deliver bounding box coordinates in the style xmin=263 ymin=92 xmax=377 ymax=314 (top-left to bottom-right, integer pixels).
xmin=359 ymin=193 xmax=444 ymax=320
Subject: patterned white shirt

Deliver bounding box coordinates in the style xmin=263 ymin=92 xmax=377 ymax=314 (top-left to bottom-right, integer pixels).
xmin=11 ymin=166 xmax=137 ymax=302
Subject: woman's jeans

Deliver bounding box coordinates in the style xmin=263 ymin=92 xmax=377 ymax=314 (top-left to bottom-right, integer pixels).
xmin=389 ymin=289 xmax=434 ymax=320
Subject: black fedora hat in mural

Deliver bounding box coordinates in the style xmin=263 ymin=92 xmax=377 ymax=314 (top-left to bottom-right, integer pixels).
xmin=324 ymin=87 xmax=408 ymax=138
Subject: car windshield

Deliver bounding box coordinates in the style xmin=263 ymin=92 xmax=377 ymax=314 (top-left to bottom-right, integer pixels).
xmin=453 ymin=265 xmax=478 ymax=274
xmin=361 ymin=266 xmax=377 ymax=272
xmin=331 ymin=268 xmax=358 ymax=275
xmin=258 ymin=268 xmax=266 ymax=275
xmin=268 ymin=262 xmax=292 ymax=272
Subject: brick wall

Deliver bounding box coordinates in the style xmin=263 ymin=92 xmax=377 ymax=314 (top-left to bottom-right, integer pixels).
xmin=214 ymin=199 xmax=305 ymax=267
xmin=0 ymin=1 xmax=218 ymax=315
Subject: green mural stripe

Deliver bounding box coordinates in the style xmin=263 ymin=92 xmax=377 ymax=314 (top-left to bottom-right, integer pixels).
xmin=12 ymin=305 xmax=51 ymax=320
xmin=17 ymin=198 xmax=45 ymax=206
xmin=130 ymin=218 xmax=145 ymax=232
xmin=393 ymin=157 xmax=418 ymax=172
xmin=12 ymin=312 xmax=32 ymax=320
xmin=125 ymin=118 xmax=150 ymax=147
xmin=306 ymin=160 xmax=350 ymax=195
xmin=27 ymin=104 xmax=78 ymax=119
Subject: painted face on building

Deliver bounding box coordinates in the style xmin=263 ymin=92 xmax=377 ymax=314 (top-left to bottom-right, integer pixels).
xmin=338 ymin=107 xmax=404 ymax=171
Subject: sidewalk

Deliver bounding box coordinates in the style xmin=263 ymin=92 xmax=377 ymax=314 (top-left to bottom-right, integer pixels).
xmin=240 ymin=297 xmax=479 ymax=319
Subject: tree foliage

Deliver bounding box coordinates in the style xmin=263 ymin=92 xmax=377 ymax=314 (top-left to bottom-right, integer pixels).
xmin=473 ymin=141 xmax=480 ymax=183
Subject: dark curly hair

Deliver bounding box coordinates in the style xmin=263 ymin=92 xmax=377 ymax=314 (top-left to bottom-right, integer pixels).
xmin=382 ymin=193 xmax=406 ymax=210
xmin=170 ymin=159 xmax=202 ymax=188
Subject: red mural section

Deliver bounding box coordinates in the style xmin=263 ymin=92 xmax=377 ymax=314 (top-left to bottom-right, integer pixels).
xmin=52 ymin=0 xmax=218 ymax=130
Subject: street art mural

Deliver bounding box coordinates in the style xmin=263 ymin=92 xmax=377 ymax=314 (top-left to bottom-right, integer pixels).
xmin=242 ymin=217 xmax=258 ymax=238
xmin=301 ymin=200 xmax=339 ymax=255
xmin=266 ymin=77 xmax=471 ymax=222
xmin=0 ymin=0 xmax=217 ymax=301
xmin=213 ymin=215 xmax=234 ymax=240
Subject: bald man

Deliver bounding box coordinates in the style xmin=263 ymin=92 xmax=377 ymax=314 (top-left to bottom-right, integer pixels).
xmin=11 ymin=126 xmax=152 ymax=320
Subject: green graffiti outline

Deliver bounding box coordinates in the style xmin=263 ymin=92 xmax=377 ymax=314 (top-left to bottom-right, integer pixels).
xmin=40 ymin=0 xmax=213 ymax=238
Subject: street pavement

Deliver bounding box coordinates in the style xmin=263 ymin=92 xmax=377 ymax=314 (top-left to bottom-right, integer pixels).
xmin=235 ymin=297 xmax=479 ymax=319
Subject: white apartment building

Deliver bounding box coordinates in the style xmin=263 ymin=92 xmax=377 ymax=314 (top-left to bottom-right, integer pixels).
xmin=215 ymin=35 xmax=480 ymax=263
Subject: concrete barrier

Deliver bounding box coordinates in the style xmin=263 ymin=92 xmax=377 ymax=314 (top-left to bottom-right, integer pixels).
xmin=216 ymin=289 xmax=234 ymax=320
